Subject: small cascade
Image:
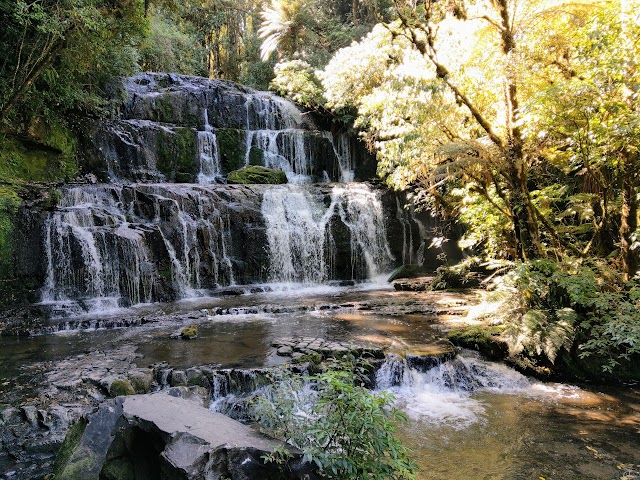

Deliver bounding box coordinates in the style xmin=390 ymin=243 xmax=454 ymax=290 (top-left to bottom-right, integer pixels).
xmin=375 ymin=353 xmax=536 ymax=428
xmin=196 ymin=109 xmax=222 ymax=184
xmin=244 ymin=130 xmax=312 ymax=184
xmin=41 ymin=185 xmax=241 ymax=314
xmin=334 ymin=184 xmax=394 ymax=279
xmin=326 ymin=132 xmax=355 ymax=183
xmin=41 ymin=187 xmax=156 ymax=313
xmin=244 ymin=92 xmax=303 ymax=130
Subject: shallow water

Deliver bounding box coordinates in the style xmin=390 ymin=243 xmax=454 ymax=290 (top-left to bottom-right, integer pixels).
xmin=1 ymin=286 xmax=638 ymax=479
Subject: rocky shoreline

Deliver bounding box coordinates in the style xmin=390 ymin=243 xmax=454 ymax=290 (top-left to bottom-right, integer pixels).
xmin=0 ymin=288 xmax=474 ymax=480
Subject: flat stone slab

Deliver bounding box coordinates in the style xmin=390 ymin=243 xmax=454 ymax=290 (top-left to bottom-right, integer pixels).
xmin=122 ymin=394 xmax=282 ymax=452
xmin=55 ymin=393 xmax=319 ymax=480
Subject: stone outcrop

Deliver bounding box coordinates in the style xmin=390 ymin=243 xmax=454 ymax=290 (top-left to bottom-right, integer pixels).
xmin=54 ymin=393 xmax=319 ymax=480
xmin=81 ymin=73 xmax=377 ymax=184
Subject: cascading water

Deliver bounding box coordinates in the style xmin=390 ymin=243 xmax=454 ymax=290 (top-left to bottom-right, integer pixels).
xmin=41 ymin=185 xmax=241 ymax=314
xmin=261 ymin=184 xmax=394 ymax=284
xmin=261 ymin=186 xmax=331 ymax=284
xmin=375 ymin=352 xmax=579 ymax=429
xmin=334 ymin=184 xmax=394 ymax=279
xmin=38 ymin=73 xmax=433 ymax=315
xmin=196 ymin=109 xmax=222 ymax=184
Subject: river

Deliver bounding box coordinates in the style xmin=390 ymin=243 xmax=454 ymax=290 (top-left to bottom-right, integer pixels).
xmin=1 ymin=284 xmax=638 ymax=479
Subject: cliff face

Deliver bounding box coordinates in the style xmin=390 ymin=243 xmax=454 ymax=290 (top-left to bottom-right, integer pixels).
xmin=1 ymin=73 xmax=453 ymax=320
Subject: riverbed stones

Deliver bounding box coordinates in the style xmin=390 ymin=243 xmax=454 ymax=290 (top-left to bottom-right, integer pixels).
xmin=271 ymin=337 xmax=384 ymax=360
xmin=54 ymin=393 xmax=319 ymax=480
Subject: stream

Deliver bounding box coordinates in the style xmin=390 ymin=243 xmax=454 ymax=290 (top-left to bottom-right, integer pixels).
xmin=1 ymin=284 xmax=638 ymax=480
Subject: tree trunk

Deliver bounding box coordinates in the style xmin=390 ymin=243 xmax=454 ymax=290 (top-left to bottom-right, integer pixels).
xmin=507 ymin=151 xmax=542 ymax=261
xmin=620 ymin=173 xmax=638 ymax=281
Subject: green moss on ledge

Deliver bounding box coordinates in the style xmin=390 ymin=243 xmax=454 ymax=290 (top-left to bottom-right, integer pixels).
xmin=109 ymin=379 xmax=136 ymax=397
xmin=227 ymin=165 xmax=288 ymax=185
xmin=447 ymin=325 xmax=508 ymax=360
xmin=217 ymin=128 xmax=247 ymax=173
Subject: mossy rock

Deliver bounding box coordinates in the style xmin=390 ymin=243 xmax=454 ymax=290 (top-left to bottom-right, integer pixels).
xmin=128 ymin=370 xmax=154 ymax=394
xmin=217 ymin=128 xmax=247 ymax=173
xmin=180 ymin=325 xmax=198 ymax=339
xmin=292 ymin=351 xmax=323 ymax=365
xmin=248 ymin=146 xmax=265 ymax=166
xmin=52 ymin=417 xmax=88 ymax=479
xmin=155 ymin=127 xmax=197 ymax=182
xmin=227 ymin=165 xmax=288 ymax=185
xmin=109 ymin=379 xmax=136 ymax=397
xmin=448 ymin=325 xmax=508 ymax=360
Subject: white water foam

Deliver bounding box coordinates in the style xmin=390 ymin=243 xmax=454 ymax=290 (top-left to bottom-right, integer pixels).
xmin=376 ymin=352 xmax=583 ymax=429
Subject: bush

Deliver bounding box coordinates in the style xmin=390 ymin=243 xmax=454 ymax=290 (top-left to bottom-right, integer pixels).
xmin=500 ymin=259 xmax=640 ymax=374
xmin=253 ymin=360 xmax=415 ymax=479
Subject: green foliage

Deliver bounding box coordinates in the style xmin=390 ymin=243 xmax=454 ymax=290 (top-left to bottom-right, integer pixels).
xmin=1 ymin=0 xmax=146 ymax=123
xmin=253 ymin=360 xmax=416 ymax=479
xmin=139 ymin=10 xmax=206 ymax=76
xmin=430 ymin=257 xmax=481 ymax=290
xmin=0 ymin=186 xmax=20 ymax=277
xmin=270 ymin=61 xmax=326 ymax=109
xmin=500 ymin=259 xmax=640 ymax=373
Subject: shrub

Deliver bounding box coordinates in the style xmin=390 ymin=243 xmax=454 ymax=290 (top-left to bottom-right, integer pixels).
xmin=253 ymin=360 xmax=415 ymax=479
xmin=499 ymin=259 xmax=640 ymax=374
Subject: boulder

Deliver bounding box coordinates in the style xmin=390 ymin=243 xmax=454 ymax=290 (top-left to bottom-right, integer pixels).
xmin=387 ymin=264 xmax=431 ymax=282
xmin=227 ymin=166 xmax=288 ymax=185
xmin=53 ymin=393 xmax=319 ymax=480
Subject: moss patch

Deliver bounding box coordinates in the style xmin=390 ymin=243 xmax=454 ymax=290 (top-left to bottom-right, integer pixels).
xmin=448 ymin=325 xmax=508 ymax=360
xmin=52 ymin=417 xmax=88 ymax=478
xmin=156 ymin=127 xmax=197 ymax=182
xmin=248 ymin=146 xmax=265 ymax=166
xmin=109 ymin=379 xmax=136 ymax=397
xmin=128 ymin=371 xmax=153 ymax=394
xmin=217 ymin=128 xmax=247 ymax=173
xmin=227 ymin=165 xmax=288 ymax=185
xmin=180 ymin=324 xmax=198 ymax=339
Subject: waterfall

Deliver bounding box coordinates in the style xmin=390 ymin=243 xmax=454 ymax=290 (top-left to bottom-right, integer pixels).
xmin=197 ymin=109 xmax=222 ymax=184
xmin=261 ymin=186 xmax=331 ymax=284
xmin=245 ymin=130 xmax=311 ymax=184
xmin=41 ymin=187 xmax=156 ymax=313
xmin=41 ymin=185 xmax=240 ymax=314
xmin=334 ymin=184 xmax=394 ymax=279
xmin=326 ymin=132 xmax=355 ymax=183
xmin=261 ymin=184 xmax=394 ymax=284
xmin=34 ymin=74 xmax=440 ymax=315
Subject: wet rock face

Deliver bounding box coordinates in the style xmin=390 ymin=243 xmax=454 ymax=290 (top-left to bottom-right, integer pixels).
xmin=83 ymin=72 xmax=375 ymax=184
xmin=54 ymin=394 xmax=320 ymax=480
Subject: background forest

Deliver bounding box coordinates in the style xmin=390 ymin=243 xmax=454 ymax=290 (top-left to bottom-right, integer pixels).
xmin=1 ymin=0 xmax=639 ymax=380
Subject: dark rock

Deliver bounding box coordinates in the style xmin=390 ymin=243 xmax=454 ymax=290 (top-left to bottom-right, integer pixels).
xmin=169 ymin=370 xmax=188 ymax=387
xmin=53 ymin=393 xmax=319 ymax=480
xmin=388 ymin=264 xmax=431 ymax=282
